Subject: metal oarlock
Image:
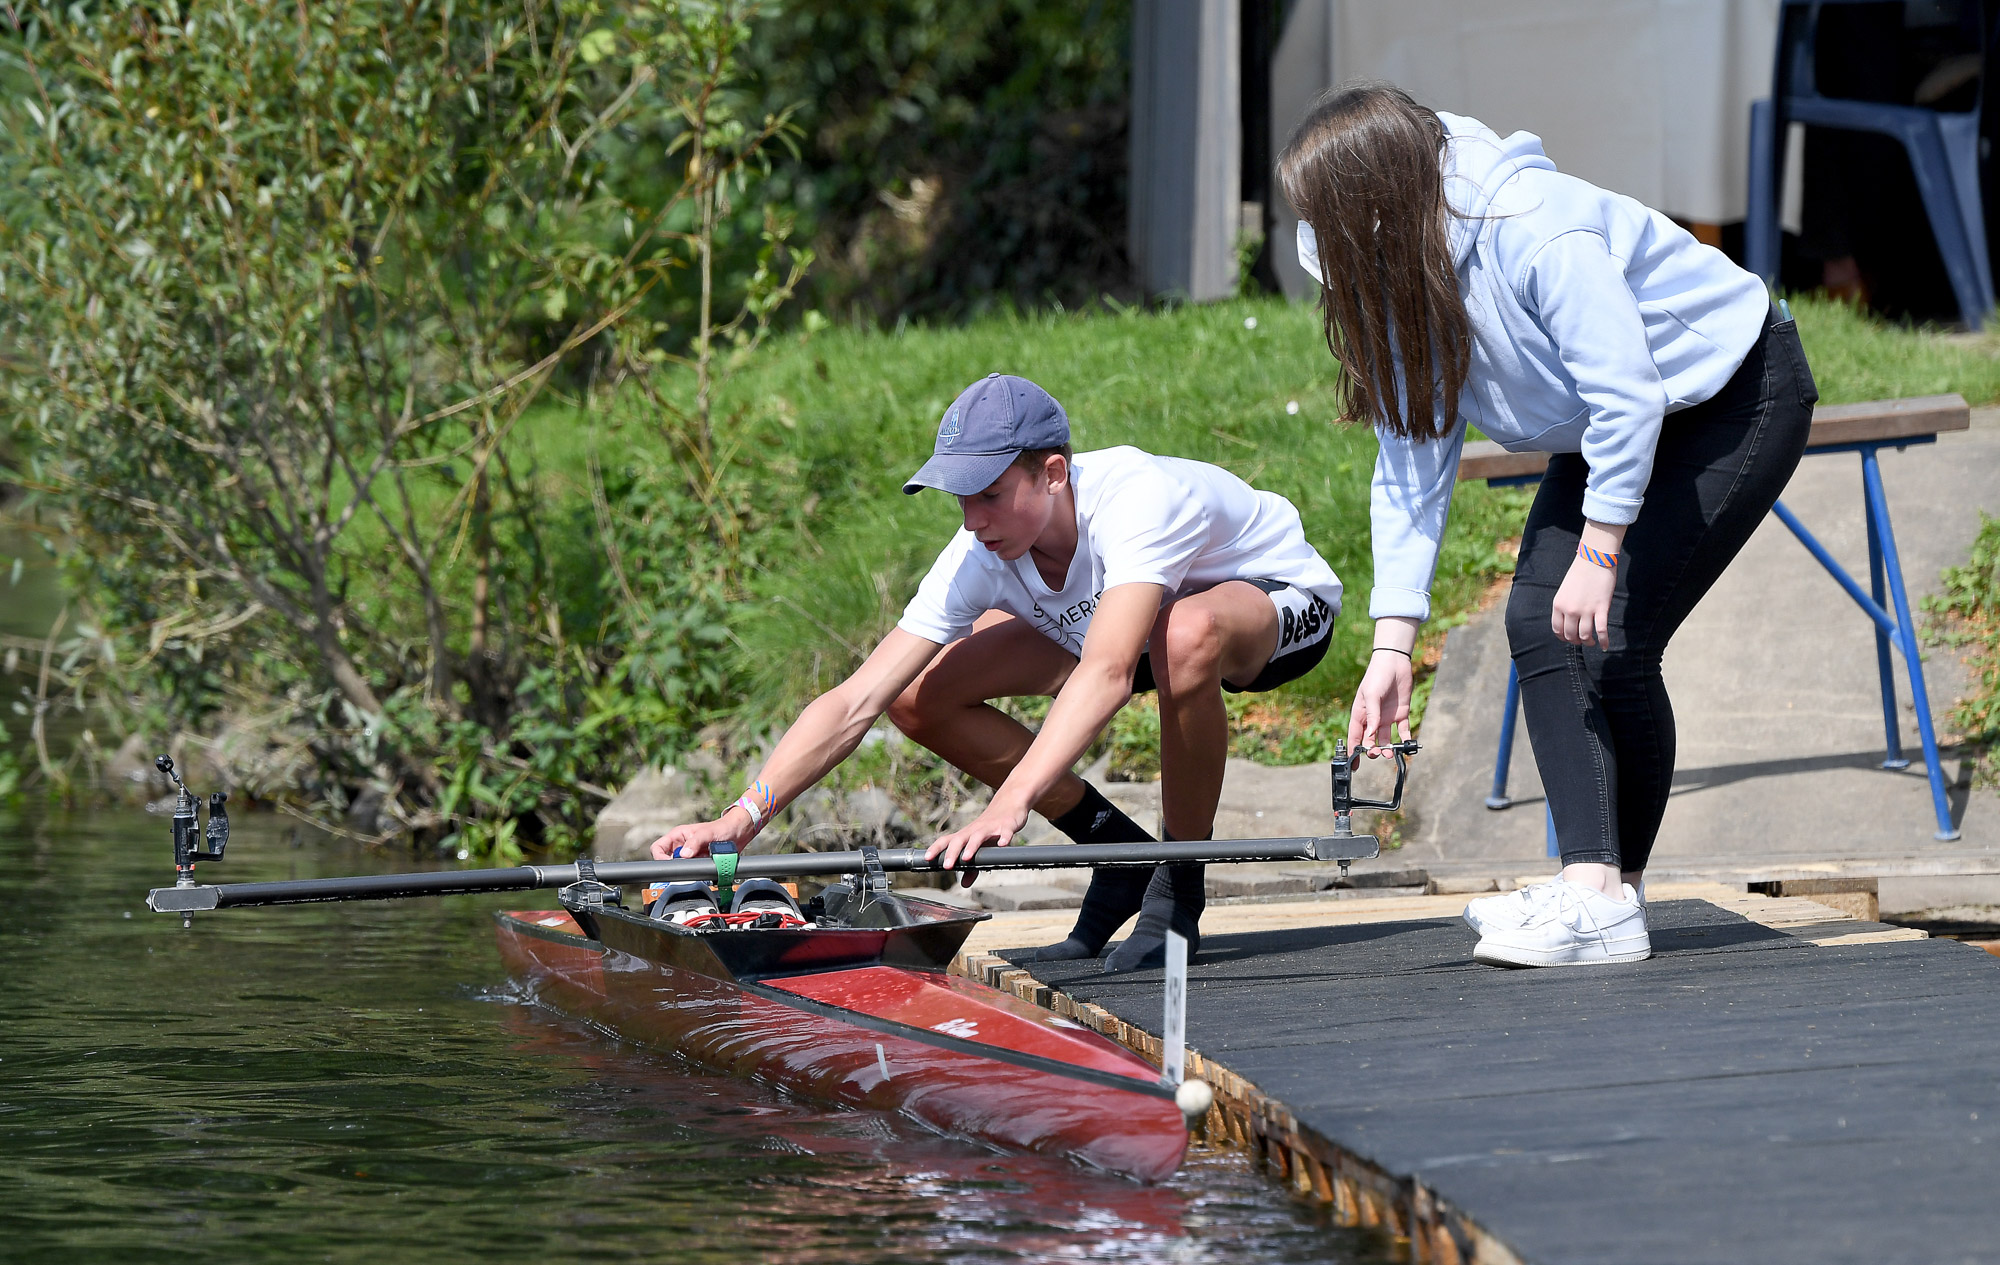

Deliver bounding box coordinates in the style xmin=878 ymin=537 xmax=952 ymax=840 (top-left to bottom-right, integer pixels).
xmin=1319 ymin=739 xmax=1420 ymax=880
xmin=159 ymin=755 xmax=229 ymax=882
xmin=557 ymin=855 xmax=623 ymax=939
xmin=157 ymin=754 xmax=230 ymax=927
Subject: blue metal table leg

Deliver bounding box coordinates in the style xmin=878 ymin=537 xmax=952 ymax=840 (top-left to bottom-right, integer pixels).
xmin=1861 ymin=450 xmax=1961 ymax=841
xmin=1863 ymin=472 xmax=1910 ymax=769
xmin=1487 ymin=662 xmax=1520 ymax=810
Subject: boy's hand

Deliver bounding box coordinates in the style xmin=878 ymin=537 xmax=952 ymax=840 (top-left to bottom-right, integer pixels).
xmin=926 ymin=801 xmax=1029 ymax=887
xmin=648 ymin=817 xmax=744 ymax=860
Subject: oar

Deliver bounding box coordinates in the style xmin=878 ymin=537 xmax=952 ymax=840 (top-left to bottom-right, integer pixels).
xmin=146 ymin=739 xmax=1421 ymax=916
xmin=147 ymin=834 xmax=1379 ymax=914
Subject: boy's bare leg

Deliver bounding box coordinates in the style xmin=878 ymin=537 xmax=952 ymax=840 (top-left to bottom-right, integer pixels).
xmin=890 ymin=611 xmax=1159 ymax=959
xmin=886 ymin=611 xmax=1091 ymax=818
xmin=1105 ymin=582 xmax=1280 ymax=973
xmin=1150 ymin=582 xmax=1282 ymax=841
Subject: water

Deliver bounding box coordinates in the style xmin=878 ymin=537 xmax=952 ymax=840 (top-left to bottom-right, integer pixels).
xmin=0 ymin=800 xmax=1395 ymax=1263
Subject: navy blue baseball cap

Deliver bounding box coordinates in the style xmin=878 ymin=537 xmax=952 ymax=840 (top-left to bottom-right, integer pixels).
xmin=902 ymin=373 xmax=1071 ymax=495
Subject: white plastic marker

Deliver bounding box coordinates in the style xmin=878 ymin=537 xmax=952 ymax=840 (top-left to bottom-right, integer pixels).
xmin=1163 ymin=930 xmax=1187 ymax=1086
xmin=1162 ymin=930 xmax=1215 ymax=1126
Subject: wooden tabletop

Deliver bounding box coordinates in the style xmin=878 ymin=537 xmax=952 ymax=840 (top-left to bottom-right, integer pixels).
xmin=1456 ymin=392 xmax=1971 ymax=483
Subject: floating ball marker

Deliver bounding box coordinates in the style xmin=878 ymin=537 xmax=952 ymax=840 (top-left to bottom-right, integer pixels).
xmin=1176 ymin=1077 xmax=1214 ymax=1125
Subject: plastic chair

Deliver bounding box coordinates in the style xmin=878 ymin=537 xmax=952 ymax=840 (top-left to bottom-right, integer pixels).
xmin=1745 ymin=0 xmax=1994 ymax=328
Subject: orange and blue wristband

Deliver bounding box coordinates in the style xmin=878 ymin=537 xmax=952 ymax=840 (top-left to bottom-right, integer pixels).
xmin=1577 ymin=543 xmax=1619 ymax=569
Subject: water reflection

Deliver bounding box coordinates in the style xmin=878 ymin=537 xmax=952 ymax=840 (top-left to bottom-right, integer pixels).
xmin=0 ymin=801 xmax=1392 ymax=1263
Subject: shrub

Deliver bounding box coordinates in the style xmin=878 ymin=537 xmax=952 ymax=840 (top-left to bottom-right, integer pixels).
xmin=0 ymin=0 xmax=802 ymax=853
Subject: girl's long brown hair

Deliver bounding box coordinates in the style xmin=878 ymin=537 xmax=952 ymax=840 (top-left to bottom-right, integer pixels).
xmin=1277 ymin=81 xmax=1470 ymax=442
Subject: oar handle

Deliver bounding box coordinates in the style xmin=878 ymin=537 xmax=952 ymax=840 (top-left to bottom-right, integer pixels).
xmin=147 ymin=835 xmax=1375 ymax=913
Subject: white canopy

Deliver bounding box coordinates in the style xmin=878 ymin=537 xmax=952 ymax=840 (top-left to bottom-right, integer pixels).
xmin=1270 ymin=0 xmax=1783 ymax=299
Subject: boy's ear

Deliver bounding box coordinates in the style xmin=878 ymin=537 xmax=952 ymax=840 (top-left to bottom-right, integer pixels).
xmin=1043 ymin=452 xmax=1069 ymax=493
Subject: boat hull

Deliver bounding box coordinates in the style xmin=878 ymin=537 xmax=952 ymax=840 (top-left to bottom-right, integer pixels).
xmin=495 ymin=907 xmax=1188 ymax=1181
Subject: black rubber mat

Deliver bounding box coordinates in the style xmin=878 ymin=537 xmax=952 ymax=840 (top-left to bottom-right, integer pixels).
xmin=1004 ymin=899 xmax=2000 ymax=1264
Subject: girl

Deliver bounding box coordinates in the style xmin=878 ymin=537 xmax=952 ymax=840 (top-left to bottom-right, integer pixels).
xmin=1277 ymin=82 xmax=1816 ymax=966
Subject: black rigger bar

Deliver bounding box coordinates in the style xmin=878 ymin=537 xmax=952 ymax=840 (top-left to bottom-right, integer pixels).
xmin=146 ymin=834 xmax=1379 ymax=914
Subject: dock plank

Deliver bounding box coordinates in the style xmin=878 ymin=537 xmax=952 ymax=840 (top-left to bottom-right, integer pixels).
xmin=1007 ymin=899 xmax=2000 ymax=1264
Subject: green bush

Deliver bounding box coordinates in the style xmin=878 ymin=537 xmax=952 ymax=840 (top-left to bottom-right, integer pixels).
xmin=0 ymin=0 xmax=801 ymax=852
xmin=743 ymin=0 xmax=1132 ymax=321
xmin=0 ymin=716 xmax=20 ymax=803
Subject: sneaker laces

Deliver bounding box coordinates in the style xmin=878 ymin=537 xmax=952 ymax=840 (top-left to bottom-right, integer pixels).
xmin=1532 ymin=882 xmax=1640 ymax=937
xmin=1481 ymin=880 xmax=1566 ymax=928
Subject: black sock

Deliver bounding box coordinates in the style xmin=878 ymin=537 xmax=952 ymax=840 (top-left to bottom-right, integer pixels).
xmin=1102 ymin=831 xmax=1207 ymax=974
xmin=1024 ymin=785 xmax=1156 ymax=962
xmin=1047 ymin=783 xmax=1152 ymax=846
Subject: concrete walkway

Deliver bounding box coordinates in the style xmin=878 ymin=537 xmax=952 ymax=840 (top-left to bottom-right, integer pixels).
xmin=1402 ymin=405 xmax=2000 ymax=912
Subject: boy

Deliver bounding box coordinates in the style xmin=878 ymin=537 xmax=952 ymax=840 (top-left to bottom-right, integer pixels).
xmin=650 ymin=374 xmax=1340 ymax=971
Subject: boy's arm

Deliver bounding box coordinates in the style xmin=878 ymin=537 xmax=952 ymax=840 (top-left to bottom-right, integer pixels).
xmin=650 ymin=628 xmax=944 ymax=858
xmin=926 ymin=582 xmax=1163 ymax=870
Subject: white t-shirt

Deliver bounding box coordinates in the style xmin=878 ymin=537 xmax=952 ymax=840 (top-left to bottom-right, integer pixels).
xmin=897 ymin=447 xmax=1342 ymax=657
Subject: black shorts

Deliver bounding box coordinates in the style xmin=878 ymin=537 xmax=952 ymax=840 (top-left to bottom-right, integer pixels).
xmin=1129 ymin=579 xmax=1336 ymax=696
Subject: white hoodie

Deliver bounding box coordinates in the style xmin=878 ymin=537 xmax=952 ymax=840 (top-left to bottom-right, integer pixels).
xmin=1297 ymin=113 xmax=1771 ymax=621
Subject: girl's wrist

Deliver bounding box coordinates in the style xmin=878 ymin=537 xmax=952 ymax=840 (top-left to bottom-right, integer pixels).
xmin=1576 ymin=542 xmax=1619 ymax=569
xmin=1370 ymin=616 xmax=1420 ymax=658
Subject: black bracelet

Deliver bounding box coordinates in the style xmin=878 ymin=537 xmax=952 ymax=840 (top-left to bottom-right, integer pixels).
xmin=1371 ymin=646 xmax=1412 ymax=658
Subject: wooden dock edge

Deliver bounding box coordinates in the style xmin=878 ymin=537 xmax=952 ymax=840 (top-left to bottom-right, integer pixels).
xmin=949 ymin=948 xmax=1527 ymax=1265
xmin=948 ymin=894 xmax=1923 ymax=1265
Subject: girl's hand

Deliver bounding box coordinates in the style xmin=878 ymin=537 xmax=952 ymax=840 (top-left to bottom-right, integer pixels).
xmin=1553 ymin=521 xmax=1625 ymax=650
xmin=1348 ymin=649 xmax=1415 ymax=753
xmin=925 ymin=801 xmax=1029 ymax=887
xmin=1551 ymin=553 xmax=1617 ymax=649
xmin=648 ymin=816 xmax=746 ymax=860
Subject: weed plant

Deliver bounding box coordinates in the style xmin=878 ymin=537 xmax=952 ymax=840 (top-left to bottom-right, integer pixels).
xmin=1928 ymin=513 xmax=2000 ymax=787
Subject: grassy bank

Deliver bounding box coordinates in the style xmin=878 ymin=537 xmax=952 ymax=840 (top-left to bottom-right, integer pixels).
xmin=18 ymin=290 xmax=1998 ymax=836
xmin=519 ymin=290 xmax=2000 ymax=776
xmin=522 ymin=295 xmax=1531 ymax=767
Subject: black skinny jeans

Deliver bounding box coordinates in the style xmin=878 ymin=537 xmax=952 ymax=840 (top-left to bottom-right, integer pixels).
xmin=1505 ymin=310 xmax=1817 ymax=874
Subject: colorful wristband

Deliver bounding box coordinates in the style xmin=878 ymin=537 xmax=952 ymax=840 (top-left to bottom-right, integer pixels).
xmin=1577 ymin=543 xmax=1619 ymax=569
xmin=732 ymin=780 xmax=775 ymax=831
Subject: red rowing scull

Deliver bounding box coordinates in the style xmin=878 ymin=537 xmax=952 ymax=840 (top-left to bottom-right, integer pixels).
xmin=493 ymin=882 xmax=1188 ymax=1181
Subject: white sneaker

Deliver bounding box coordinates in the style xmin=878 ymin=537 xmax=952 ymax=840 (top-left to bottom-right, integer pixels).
xmin=1463 ymin=881 xmax=1559 ymax=937
xmin=1466 ymin=876 xmax=1648 ymax=936
xmin=1473 ymin=882 xmax=1651 ymax=967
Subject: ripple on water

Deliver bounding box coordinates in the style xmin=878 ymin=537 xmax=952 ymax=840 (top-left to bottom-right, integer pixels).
xmin=0 ymin=803 xmax=1395 ymax=1264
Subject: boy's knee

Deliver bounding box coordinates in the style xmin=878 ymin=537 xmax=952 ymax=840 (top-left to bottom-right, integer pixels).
xmin=886 ymin=682 xmax=932 ymax=736
xmin=1159 ymin=605 xmax=1224 ymax=682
